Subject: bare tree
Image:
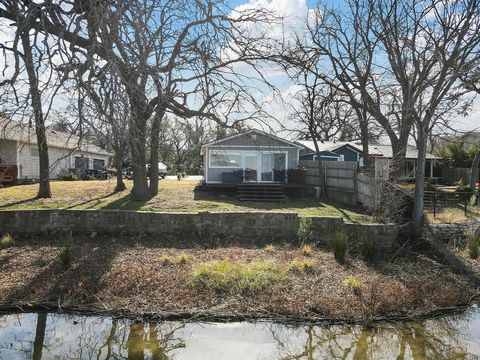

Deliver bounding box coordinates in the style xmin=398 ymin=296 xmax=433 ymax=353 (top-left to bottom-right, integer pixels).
xmin=0 ymin=1 xmax=62 ymax=198
xmin=1 ymin=0 xmax=280 ymax=201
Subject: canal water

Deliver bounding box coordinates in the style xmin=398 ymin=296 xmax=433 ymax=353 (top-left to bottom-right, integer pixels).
xmin=0 ymin=307 xmax=479 ymax=359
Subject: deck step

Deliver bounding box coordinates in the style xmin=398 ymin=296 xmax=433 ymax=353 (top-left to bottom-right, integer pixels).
xmin=237 ymin=183 xmax=286 ymax=202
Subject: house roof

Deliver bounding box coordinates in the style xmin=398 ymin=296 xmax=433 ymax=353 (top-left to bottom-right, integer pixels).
xmin=296 ymin=139 xmax=439 ymax=160
xmin=0 ymin=117 xmax=109 ymax=156
xmin=201 ymin=128 xmax=303 ymax=155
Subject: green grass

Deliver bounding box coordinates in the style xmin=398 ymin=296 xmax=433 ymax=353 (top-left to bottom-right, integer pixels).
xmin=190 ymin=259 xmax=284 ymax=294
xmin=0 ymin=180 xmax=371 ymax=221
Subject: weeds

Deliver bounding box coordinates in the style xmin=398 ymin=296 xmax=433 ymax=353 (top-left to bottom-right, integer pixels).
xmin=265 ymin=244 xmax=276 ymax=253
xmin=343 ymin=275 xmax=361 ymax=296
xmin=0 ymin=234 xmax=14 ymax=248
xmin=160 ymin=255 xmax=173 ymax=265
xmin=59 ymin=245 xmax=73 ymax=270
xmin=297 ymin=217 xmax=313 ymax=244
xmin=178 ymin=253 xmax=189 ymax=264
xmin=332 ymin=229 xmax=348 ymax=263
xmin=360 ymin=232 xmax=379 ymax=264
xmin=288 ymin=258 xmax=316 ymax=273
xmin=467 ymin=231 xmax=479 ymax=259
xmin=190 ymin=260 xmax=284 ymax=294
xmin=300 ymin=245 xmax=312 ymax=257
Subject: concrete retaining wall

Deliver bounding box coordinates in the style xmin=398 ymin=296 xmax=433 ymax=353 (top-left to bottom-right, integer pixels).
xmin=0 ymin=210 xmax=400 ymax=249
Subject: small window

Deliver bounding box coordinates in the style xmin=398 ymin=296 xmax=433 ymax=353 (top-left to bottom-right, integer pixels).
xmin=339 ymin=155 xmax=345 ymax=161
xmin=93 ymin=158 xmax=105 ymax=170
xmin=210 ymin=151 xmax=242 ymax=167
xmin=30 ymin=148 xmax=39 ymax=157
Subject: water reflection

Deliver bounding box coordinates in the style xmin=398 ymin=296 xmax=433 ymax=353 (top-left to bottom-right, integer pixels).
xmin=0 ymin=309 xmax=479 ymax=359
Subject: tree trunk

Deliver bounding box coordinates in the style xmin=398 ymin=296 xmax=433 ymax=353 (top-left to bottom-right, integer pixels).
xmin=469 ymin=151 xmax=480 ymax=194
xmin=21 ymin=31 xmax=51 ymax=198
xmin=311 ymin=138 xmax=326 ymax=197
xmin=128 ymin=100 xmax=150 ymax=201
xmin=114 ymin=150 xmax=126 ymax=192
xmin=149 ymin=107 xmax=165 ymax=196
xmin=412 ymin=126 xmax=428 ymax=239
xmin=390 ymin=138 xmax=407 ymax=180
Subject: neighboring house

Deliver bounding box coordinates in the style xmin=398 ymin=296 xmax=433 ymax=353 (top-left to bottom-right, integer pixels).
xmin=0 ymin=118 xmax=109 ymax=180
xmin=296 ymin=139 xmax=440 ymax=179
xmin=200 ymin=129 xmax=302 ymax=184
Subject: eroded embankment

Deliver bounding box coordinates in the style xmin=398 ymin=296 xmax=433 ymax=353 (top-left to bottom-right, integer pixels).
xmin=0 ymin=233 xmax=478 ymax=323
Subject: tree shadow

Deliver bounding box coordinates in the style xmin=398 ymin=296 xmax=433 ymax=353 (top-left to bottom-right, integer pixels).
xmin=63 ymin=191 xmax=118 ymax=210
xmin=0 ymin=197 xmax=37 ymax=209
xmin=99 ymin=192 xmax=149 ymax=211
xmin=3 ymin=236 xmax=121 ymax=305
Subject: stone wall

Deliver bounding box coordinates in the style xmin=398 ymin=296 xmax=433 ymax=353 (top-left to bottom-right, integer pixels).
xmin=429 ymin=222 xmax=479 ymax=242
xmin=0 ymin=210 xmax=400 ymax=249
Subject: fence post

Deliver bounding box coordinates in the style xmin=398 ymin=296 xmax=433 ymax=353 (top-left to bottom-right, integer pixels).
xmin=433 ymin=192 xmax=436 ymax=218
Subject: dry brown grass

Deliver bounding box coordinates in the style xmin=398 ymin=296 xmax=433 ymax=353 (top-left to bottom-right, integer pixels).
xmin=0 ymin=179 xmax=371 ymax=220
xmin=426 ymin=206 xmax=480 ymax=224
xmin=0 ymin=235 xmax=475 ymax=321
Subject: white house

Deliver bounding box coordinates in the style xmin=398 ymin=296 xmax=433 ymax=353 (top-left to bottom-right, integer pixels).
xmin=0 ymin=118 xmax=109 ymax=181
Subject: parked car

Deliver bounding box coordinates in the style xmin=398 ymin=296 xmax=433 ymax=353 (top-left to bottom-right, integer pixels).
xmin=147 ymin=162 xmax=168 ymax=179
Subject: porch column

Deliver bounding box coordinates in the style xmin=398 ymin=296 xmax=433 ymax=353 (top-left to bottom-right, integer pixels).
xmin=430 ymin=159 xmax=433 ymax=179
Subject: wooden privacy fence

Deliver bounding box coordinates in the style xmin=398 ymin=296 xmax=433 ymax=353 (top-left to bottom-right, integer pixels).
xmin=299 ymin=160 xmax=358 ymax=205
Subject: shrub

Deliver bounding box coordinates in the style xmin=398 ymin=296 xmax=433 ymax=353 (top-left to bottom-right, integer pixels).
xmin=343 ymin=275 xmax=362 ymax=295
xmin=297 ymin=217 xmax=313 ymax=245
xmin=424 ymin=182 xmax=436 ymax=192
xmin=300 ymin=245 xmax=312 ymax=257
xmin=467 ymin=232 xmax=479 ymax=259
xmin=178 ymin=253 xmax=189 ymax=264
xmin=265 ymin=244 xmax=276 ymax=253
xmin=332 ymin=230 xmax=348 ymax=263
xmin=190 ymin=260 xmax=283 ymax=294
xmin=288 ymin=258 xmax=316 ymax=273
xmin=160 ymin=255 xmax=173 ymax=265
xmin=360 ymin=232 xmax=379 ymax=264
xmin=0 ymin=234 xmax=14 ymax=248
xmin=182 ymin=172 xmax=187 ymax=178
xmin=59 ymin=245 xmax=73 ymax=270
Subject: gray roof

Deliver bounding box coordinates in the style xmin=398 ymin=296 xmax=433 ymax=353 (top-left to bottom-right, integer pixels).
xmin=296 ymin=140 xmax=439 ymax=160
xmin=0 ymin=117 xmax=109 ymax=156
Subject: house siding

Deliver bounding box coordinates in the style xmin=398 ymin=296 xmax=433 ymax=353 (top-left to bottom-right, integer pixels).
xmin=0 ymin=139 xmax=17 ymax=165
xmin=334 ymin=146 xmax=361 ymax=162
xmin=14 ymin=141 xmax=109 ymax=180
xmin=204 ymin=132 xmax=300 ymax=183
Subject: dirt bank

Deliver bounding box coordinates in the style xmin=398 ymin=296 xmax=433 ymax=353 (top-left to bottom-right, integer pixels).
xmin=0 ymin=234 xmax=478 ymax=323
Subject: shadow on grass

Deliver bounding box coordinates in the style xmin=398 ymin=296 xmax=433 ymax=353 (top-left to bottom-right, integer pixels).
xmin=63 ymin=191 xmax=118 ymax=210
xmin=99 ymin=192 xmax=148 ymax=211
xmin=193 ymin=190 xmax=333 ymax=213
xmin=0 ymin=197 xmax=38 ymax=209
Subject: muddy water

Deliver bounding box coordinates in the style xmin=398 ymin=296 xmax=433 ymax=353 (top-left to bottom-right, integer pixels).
xmin=0 ymin=308 xmax=479 ymax=359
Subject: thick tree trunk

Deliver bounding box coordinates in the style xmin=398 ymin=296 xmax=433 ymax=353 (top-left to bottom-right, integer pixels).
xmin=149 ymin=107 xmax=165 ymax=196
xmin=390 ymin=138 xmax=407 ymax=180
xmin=128 ymin=97 xmax=150 ymax=201
xmin=412 ymin=127 xmax=427 ymax=239
xmin=469 ymin=151 xmax=480 ymax=194
xmin=21 ymin=31 xmax=51 ymax=198
xmin=114 ymin=151 xmax=126 ymax=192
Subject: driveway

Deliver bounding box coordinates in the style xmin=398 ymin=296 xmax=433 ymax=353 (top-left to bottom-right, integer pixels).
xmin=165 ymin=175 xmax=203 ymax=181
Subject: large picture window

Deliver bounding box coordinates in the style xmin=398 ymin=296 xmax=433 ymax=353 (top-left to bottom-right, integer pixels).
xmin=210 ymin=151 xmax=242 ymax=167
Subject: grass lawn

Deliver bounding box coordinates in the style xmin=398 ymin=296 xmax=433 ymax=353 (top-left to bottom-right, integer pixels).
xmin=0 ymin=179 xmax=372 ymax=222
xmin=426 ymin=205 xmax=480 ymax=223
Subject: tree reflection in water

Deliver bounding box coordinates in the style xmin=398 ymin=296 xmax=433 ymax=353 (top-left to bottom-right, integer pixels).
xmin=269 ymin=319 xmax=473 ymax=360
xmin=0 ymin=311 xmax=478 ymax=359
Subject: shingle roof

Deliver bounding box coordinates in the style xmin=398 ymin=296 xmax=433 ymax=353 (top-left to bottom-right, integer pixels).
xmin=0 ymin=117 xmax=109 ymax=156
xmin=296 ymin=140 xmax=439 ymax=160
